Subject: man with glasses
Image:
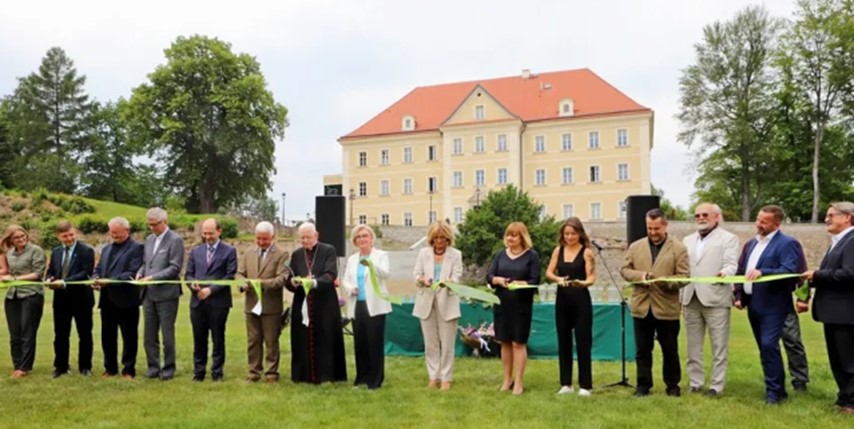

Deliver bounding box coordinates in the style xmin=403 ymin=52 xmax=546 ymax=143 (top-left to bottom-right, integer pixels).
xmin=137 ymin=208 xmax=185 ymax=381
xmin=682 ymin=203 xmax=739 ymax=396
xmin=803 ymin=202 xmax=854 ymax=413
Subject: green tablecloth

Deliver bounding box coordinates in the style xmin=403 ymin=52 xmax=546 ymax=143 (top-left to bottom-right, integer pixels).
xmin=385 ymin=301 xmax=636 ymax=360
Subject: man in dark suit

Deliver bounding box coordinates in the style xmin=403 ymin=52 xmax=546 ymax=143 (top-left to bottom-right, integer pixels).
xmin=734 ymin=205 xmax=802 ymax=405
xmin=185 ymin=218 xmax=237 ymax=382
xmin=45 ymin=220 xmax=95 ymax=378
xmin=93 ymin=217 xmax=144 ymax=379
xmin=803 ymin=201 xmax=854 ymax=413
xmin=136 ymin=207 xmax=185 ymax=381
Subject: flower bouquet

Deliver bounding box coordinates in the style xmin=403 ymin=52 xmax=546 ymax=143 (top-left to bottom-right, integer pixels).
xmin=459 ymin=323 xmax=499 ymax=358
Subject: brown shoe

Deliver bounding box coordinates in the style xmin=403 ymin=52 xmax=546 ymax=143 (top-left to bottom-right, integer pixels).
xmin=10 ymin=370 xmax=26 ymax=379
xmin=264 ymin=376 xmax=279 ymax=384
xmin=101 ymin=372 xmax=115 ymax=378
xmin=440 ymin=381 xmax=452 ymax=391
xmin=840 ymin=406 xmax=854 ymax=414
xmin=245 ymin=375 xmax=260 ymax=383
xmin=427 ymin=379 xmax=439 ymax=388
xmin=122 ymin=374 xmax=134 ymax=380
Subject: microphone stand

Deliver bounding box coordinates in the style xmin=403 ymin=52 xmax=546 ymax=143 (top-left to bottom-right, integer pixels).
xmin=595 ymin=243 xmax=633 ymax=388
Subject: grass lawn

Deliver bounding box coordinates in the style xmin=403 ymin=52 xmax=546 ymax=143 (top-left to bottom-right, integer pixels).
xmin=79 ymin=198 xmax=148 ymax=221
xmin=0 ymin=293 xmax=850 ymax=429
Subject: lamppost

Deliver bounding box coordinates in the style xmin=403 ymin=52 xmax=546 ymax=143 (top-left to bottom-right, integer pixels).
xmin=348 ymin=188 xmax=355 ymax=226
xmin=282 ymin=192 xmax=288 ymax=226
xmin=428 ymin=190 xmax=434 ymax=224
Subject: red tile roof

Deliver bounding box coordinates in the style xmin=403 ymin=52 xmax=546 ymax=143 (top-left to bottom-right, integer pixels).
xmin=341 ymin=68 xmax=650 ymax=140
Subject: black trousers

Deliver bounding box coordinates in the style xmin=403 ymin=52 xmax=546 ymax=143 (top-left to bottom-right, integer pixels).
xmin=5 ymin=294 xmax=44 ymax=371
xmin=190 ymin=305 xmax=229 ymax=379
xmin=555 ymin=288 xmax=593 ymax=389
xmin=53 ymin=297 xmax=93 ymax=372
xmin=353 ymin=301 xmax=386 ymax=389
xmin=101 ymin=302 xmax=139 ymax=376
xmin=633 ymin=310 xmax=681 ymax=393
xmin=824 ymin=324 xmax=854 ymax=408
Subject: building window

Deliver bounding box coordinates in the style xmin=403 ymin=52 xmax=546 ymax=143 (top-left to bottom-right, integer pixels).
xmin=358 ymin=215 xmax=367 ymax=224
xmin=617 ymin=129 xmax=628 ymax=147
xmin=403 ymin=178 xmax=412 ymax=195
xmin=453 ymin=171 xmax=463 ymax=188
xmin=535 ymin=169 xmax=546 ymax=186
xmin=475 ymin=136 xmax=485 ymax=153
xmin=453 ymin=138 xmax=463 ymax=155
xmin=359 ymin=182 xmax=367 ymax=196
xmin=428 ymin=177 xmax=437 ymax=193
xmin=497 ymin=134 xmax=507 ymax=152
xmin=535 ymin=135 xmax=546 ymax=152
xmin=403 ymin=147 xmax=412 ymax=163
xmin=618 ymin=201 xmax=627 ymax=219
xmin=589 ymin=131 xmax=600 ymax=149
xmin=381 ymin=214 xmax=389 ymax=226
xmin=428 ymin=145 xmax=437 ymax=161
xmin=563 ymin=204 xmax=574 ymax=219
xmin=562 ymin=167 xmax=573 ymax=184
xmin=429 ymin=211 xmax=437 ymax=223
xmin=590 ymin=203 xmax=602 ymax=220
xmin=404 ymin=212 xmax=413 ymax=227
xmin=475 ymin=105 xmax=485 ymax=120
xmin=538 ymin=206 xmax=548 ymax=221
xmin=454 ymin=207 xmax=464 ymax=223
xmin=380 ymin=149 xmax=389 ymax=165
xmin=561 ymin=133 xmax=572 ymax=151
xmin=358 ymin=152 xmax=367 ymax=167
xmin=497 ymin=168 xmax=507 ymax=185
xmin=589 ymin=166 xmax=600 ymax=183
xmin=618 ymin=163 xmax=629 ymax=181
xmin=475 ymin=170 xmax=485 ymax=186
xmin=402 ymin=115 xmax=415 ymax=131
xmin=380 ymin=180 xmax=389 ymax=196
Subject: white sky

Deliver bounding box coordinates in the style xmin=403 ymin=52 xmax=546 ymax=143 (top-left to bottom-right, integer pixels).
xmin=0 ymin=0 xmax=796 ymax=220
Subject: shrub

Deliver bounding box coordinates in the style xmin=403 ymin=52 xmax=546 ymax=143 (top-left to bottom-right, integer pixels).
xmin=62 ymin=196 xmax=95 ymax=214
xmin=78 ymin=216 xmax=109 ymax=234
xmin=218 ymin=217 xmax=239 ymax=239
xmin=38 ymin=225 xmax=61 ymax=251
xmin=31 ymin=187 xmax=49 ymax=206
xmin=129 ymin=218 xmax=147 ymax=233
xmin=370 ymin=225 xmax=384 ymax=239
xmin=11 ymin=201 xmax=27 ymax=212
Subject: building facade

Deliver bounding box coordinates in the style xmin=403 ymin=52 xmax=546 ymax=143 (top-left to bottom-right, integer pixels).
xmin=329 ymin=68 xmax=654 ymax=226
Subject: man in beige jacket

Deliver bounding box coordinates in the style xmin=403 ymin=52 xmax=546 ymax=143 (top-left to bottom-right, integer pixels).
xmin=621 ymin=208 xmax=689 ymax=397
xmin=682 ymin=203 xmax=739 ymax=396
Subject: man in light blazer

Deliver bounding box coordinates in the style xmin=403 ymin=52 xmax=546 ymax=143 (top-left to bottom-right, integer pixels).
xmin=136 ymin=207 xmax=185 ymax=381
xmin=803 ymin=201 xmax=854 ymax=413
xmin=413 ymin=221 xmax=463 ymax=390
xmin=681 ymin=203 xmax=739 ymax=396
xmin=237 ymin=221 xmax=289 ymax=383
xmin=621 ymin=208 xmax=689 ymax=397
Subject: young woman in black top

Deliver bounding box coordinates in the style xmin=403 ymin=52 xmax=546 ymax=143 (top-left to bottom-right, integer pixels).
xmin=545 ymin=217 xmax=596 ymax=396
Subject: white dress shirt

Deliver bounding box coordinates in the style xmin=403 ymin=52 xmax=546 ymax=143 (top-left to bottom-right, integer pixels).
xmin=152 ymin=227 xmax=169 ymax=255
xmin=831 ymin=226 xmax=854 ymax=252
xmin=744 ymin=229 xmax=779 ymax=295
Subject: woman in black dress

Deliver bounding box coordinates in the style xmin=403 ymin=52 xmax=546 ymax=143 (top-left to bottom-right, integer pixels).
xmin=545 ymin=217 xmax=596 ymax=396
xmin=487 ymin=222 xmax=540 ymax=395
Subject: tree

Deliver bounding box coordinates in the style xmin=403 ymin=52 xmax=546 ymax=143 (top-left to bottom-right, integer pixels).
xmin=124 ymin=35 xmax=289 ymax=213
xmin=0 ymin=99 xmax=17 ymax=189
xmin=678 ymin=6 xmax=782 ymax=221
xmin=228 ymin=195 xmax=279 ymax=223
xmin=2 ymin=47 xmax=94 ymax=193
xmin=456 ymin=185 xmax=561 ymax=274
xmin=651 ymin=185 xmax=690 ymax=221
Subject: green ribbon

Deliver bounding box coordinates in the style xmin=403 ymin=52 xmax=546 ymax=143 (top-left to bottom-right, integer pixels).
xmin=293 ymin=277 xmax=314 ymax=295
xmin=506 ymin=283 xmax=540 ymax=290
xmin=430 ymin=281 xmax=500 ymax=305
xmin=0 ymin=278 xmax=262 ymax=298
xmin=361 ymin=259 xmax=403 ymax=304
xmin=632 ymin=273 xmax=801 ymax=285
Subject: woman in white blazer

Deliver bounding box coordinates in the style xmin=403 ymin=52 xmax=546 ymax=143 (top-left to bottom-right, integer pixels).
xmin=341 ymin=224 xmax=391 ymax=389
xmin=413 ymin=221 xmax=463 ymax=391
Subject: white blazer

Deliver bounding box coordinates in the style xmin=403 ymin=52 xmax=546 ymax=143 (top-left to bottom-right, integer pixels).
xmin=412 ymin=246 xmax=463 ymax=322
xmin=681 ymin=226 xmax=740 ymax=307
xmin=342 ymin=248 xmax=393 ymax=318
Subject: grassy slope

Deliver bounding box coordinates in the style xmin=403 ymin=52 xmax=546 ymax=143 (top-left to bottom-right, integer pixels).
xmin=0 ymin=293 xmax=850 ymax=429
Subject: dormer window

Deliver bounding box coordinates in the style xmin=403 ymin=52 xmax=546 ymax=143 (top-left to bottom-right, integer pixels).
xmin=559 ymin=98 xmax=574 ymax=117
xmin=475 ymin=105 xmax=485 ymax=120
xmin=402 ymin=115 xmax=415 ymax=131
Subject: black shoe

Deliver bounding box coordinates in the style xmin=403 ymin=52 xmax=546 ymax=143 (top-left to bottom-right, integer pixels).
xmin=160 ymin=373 xmax=173 ymax=381
xmin=193 ymin=375 xmax=204 ymax=382
xmin=793 ymin=383 xmax=807 ymax=392
xmin=212 ymin=375 xmax=223 ymax=382
xmin=689 ymin=386 xmax=702 ymax=393
xmin=634 ymin=390 xmax=650 ymax=397
xmin=52 ymin=369 xmax=69 ymax=379
xmin=145 ymin=370 xmax=160 ymax=379
xmin=706 ymin=389 xmax=719 ymax=397
xmin=765 ymin=397 xmax=781 ymax=405
xmin=666 ymin=387 xmax=681 ymax=397
xmin=80 ymin=369 xmax=92 ymax=377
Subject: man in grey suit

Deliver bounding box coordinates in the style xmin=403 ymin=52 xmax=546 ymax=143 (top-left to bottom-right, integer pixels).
xmin=136 ymin=207 xmax=185 ymax=380
xmin=682 ymin=203 xmax=740 ymax=396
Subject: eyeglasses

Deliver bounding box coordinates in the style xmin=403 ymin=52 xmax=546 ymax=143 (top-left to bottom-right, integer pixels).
xmin=355 ymin=234 xmax=371 ymax=239
xmin=825 ymin=212 xmax=848 ymax=219
xmin=10 ymin=234 xmax=26 ymax=240
xmin=694 ymin=213 xmax=710 ymax=219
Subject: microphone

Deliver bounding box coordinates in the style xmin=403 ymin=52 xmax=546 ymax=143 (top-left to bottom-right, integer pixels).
xmin=592 ymin=241 xmax=604 ymax=251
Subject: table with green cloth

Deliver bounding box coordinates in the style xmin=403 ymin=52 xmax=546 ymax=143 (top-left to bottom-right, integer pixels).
xmin=384 ymin=301 xmax=636 ymax=360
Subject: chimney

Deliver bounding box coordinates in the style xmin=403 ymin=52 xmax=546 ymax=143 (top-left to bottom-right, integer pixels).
xmin=521 ymin=69 xmax=531 ymax=80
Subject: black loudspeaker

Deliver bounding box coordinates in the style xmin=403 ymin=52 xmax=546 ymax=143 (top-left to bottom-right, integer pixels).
xmin=315 ymin=196 xmax=346 ymax=257
xmin=626 ymin=195 xmax=661 ymax=244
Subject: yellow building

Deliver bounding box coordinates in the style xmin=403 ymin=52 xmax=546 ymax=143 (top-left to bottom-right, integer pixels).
xmin=329 ymin=68 xmax=653 ymax=226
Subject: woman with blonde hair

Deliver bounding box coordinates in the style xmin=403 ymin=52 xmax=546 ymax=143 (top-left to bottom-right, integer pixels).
xmin=1 ymin=225 xmax=47 ymax=378
xmin=487 ymin=222 xmax=541 ymax=395
xmin=342 ymin=224 xmax=391 ymax=389
xmin=413 ymin=221 xmax=463 ymax=390
xmin=545 ymin=217 xmax=596 ymax=396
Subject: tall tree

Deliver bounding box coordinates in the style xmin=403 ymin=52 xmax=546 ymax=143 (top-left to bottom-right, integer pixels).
xmin=783 ymin=0 xmax=854 ymax=222
xmin=124 ymin=35 xmax=289 ymax=213
xmin=0 ymin=99 xmax=17 ymax=189
xmin=677 ymin=6 xmax=782 ymax=221
xmin=2 ymin=47 xmax=94 ymax=192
